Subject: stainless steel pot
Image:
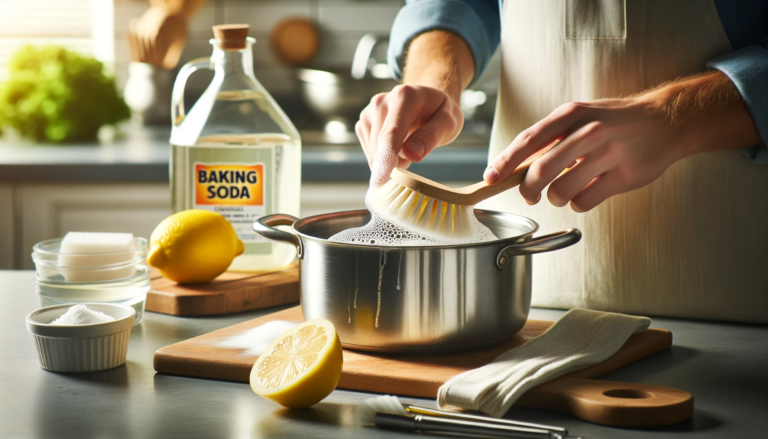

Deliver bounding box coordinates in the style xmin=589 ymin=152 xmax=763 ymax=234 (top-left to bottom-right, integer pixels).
xmin=253 ymin=210 xmax=581 ymax=354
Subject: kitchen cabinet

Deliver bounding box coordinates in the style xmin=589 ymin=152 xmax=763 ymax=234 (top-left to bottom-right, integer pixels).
xmin=14 ymin=183 xmax=170 ymax=270
xmin=300 ymin=182 xmax=367 ymax=217
xmin=0 ymin=182 xmax=369 ymax=270
xmin=0 ymin=184 xmax=13 ymax=269
xmin=0 ymin=126 xmax=487 ymax=270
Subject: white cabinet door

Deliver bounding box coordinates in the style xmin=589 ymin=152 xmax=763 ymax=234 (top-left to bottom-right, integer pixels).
xmin=10 ymin=182 xmax=395 ymax=269
xmin=18 ymin=183 xmax=171 ymax=269
xmin=0 ymin=184 xmax=13 ymax=269
xmin=300 ymin=183 xmax=368 ymax=217
xmin=13 ymin=182 xmax=370 ymax=269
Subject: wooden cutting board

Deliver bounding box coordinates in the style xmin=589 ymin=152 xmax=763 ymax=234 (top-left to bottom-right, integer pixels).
xmin=154 ymin=306 xmax=692 ymax=427
xmin=145 ymin=266 xmax=299 ymax=316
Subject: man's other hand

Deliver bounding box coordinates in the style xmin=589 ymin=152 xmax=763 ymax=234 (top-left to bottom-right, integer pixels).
xmin=484 ymin=71 xmax=762 ymax=212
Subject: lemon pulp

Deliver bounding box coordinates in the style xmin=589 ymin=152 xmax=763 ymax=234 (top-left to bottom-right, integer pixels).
xmin=250 ymin=319 xmax=343 ymax=408
xmin=258 ymin=324 xmax=327 ymax=387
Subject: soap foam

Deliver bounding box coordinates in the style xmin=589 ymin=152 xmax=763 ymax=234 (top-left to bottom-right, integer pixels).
xmin=329 ymin=182 xmax=498 ymax=246
xmin=369 ymin=143 xmax=400 ymax=188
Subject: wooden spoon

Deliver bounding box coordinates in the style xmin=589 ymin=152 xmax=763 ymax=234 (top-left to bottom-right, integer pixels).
xmin=129 ymin=4 xmax=191 ymax=69
xmin=154 ymin=10 xmax=187 ymax=69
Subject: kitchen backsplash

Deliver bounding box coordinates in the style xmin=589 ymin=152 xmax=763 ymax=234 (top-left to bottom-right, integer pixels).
xmin=113 ymin=0 xmax=500 ymax=97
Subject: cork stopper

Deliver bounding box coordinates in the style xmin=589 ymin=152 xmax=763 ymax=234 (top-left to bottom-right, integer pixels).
xmin=212 ymin=24 xmax=250 ymax=50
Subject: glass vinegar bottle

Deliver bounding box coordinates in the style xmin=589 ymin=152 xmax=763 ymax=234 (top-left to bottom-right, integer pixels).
xmin=170 ymin=25 xmax=300 ymax=271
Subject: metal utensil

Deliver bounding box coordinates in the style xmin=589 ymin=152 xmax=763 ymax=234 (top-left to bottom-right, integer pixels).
xmin=350 ymin=33 xmax=380 ymax=79
xmin=298 ymin=33 xmax=395 ymax=129
xmin=297 ymin=67 xmax=396 ymax=126
xmin=375 ymin=413 xmax=582 ymax=439
xmin=405 ymin=405 xmax=569 ymax=437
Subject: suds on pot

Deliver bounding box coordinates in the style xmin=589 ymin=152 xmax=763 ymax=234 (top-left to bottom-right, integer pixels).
xmin=329 ymin=147 xmax=497 ymax=246
xmin=328 ymin=188 xmax=498 ymax=246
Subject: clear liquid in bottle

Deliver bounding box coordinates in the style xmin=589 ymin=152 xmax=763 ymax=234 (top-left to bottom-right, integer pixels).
xmin=170 ymin=26 xmax=300 ymax=271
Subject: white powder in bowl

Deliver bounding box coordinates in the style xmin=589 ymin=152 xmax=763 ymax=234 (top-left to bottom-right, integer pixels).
xmin=50 ymin=304 xmax=116 ymax=325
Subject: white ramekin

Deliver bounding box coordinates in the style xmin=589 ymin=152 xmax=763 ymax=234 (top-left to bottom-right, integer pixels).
xmin=26 ymin=303 xmax=135 ymax=373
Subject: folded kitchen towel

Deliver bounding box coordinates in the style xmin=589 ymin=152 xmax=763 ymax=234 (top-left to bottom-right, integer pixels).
xmin=437 ymin=308 xmax=651 ymax=417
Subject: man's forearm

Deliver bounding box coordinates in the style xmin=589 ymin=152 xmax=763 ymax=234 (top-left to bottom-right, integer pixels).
xmin=402 ymin=31 xmax=475 ymax=104
xmin=638 ymin=71 xmax=762 ymax=159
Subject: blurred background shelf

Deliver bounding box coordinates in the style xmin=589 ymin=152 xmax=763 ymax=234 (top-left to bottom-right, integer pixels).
xmin=0 ymin=125 xmax=490 ymax=270
xmin=0 ymin=125 xmax=490 ymax=184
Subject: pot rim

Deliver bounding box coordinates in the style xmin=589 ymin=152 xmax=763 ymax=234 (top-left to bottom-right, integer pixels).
xmin=290 ymin=208 xmax=540 ymax=250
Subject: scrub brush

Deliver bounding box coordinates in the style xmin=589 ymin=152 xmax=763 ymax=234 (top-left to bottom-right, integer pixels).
xmin=369 ymin=142 xmax=558 ymax=240
xmin=356 ymin=395 xmax=579 ymax=439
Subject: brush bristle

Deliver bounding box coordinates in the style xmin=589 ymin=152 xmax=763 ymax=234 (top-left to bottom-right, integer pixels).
xmin=371 ymin=180 xmax=475 ymax=241
xmin=355 ymin=395 xmax=408 ymax=426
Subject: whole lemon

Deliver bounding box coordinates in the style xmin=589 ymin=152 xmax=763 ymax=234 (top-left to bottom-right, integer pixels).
xmin=148 ymin=210 xmax=244 ymax=284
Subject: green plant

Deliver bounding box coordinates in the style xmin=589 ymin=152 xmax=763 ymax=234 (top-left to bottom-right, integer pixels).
xmin=0 ymin=45 xmax=130 ymax=143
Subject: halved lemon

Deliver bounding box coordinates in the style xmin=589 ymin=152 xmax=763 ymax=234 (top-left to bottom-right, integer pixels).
xmin=249 ymin=318 xmax=343 ymax=408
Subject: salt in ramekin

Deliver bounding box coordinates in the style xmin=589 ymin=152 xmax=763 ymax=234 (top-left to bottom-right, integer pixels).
xmin=26 ymin=303 xmax=135 ymax=373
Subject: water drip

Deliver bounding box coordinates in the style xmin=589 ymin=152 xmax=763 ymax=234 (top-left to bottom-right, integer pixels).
xmin=375 ymin=249 xmax=388 ymax=328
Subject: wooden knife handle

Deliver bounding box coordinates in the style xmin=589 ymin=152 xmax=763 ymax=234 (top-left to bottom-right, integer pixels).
xmin=516 ymin=376 xmax=694 ymax=428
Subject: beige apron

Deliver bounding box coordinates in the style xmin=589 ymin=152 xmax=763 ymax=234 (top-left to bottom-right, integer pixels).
xmin=482 ymin=0 xmax=768 ymax=323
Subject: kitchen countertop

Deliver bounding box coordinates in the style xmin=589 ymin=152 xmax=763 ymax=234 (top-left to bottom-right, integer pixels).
xmin=0 ymin=125 xmax=490 ymax=183
xmin=2 ymin=270 xmax=766 ymax=439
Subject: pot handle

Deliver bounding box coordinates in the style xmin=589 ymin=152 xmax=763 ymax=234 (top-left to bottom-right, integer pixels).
xmin=496 ymin=229 xmax=582 ymax=270
xmin=252 ymin=214 xmax=303 ymax=257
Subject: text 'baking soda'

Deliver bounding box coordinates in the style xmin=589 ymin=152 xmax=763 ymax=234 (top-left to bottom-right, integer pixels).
xmin=194 ymin=163 xmax=264 ymax=206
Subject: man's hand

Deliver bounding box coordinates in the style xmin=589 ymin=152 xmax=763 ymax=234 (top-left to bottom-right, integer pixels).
xmin=357 ymin=85 xmax=463 ymax=185
xmin=356 ymin=30 xmax=474 ymax=186
xmin=484 ymin=71 xmax=763 ymax=212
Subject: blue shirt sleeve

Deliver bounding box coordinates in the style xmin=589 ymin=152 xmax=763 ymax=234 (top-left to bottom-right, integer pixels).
xmin=707 ymin=42 xmax=768 ymax=163
xmin=387 ymin=0 xmax=501 ymax=86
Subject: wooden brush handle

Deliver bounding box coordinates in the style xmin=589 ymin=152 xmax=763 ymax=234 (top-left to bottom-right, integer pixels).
xmin=391 ymin=141 xmax=559 ymax=206
xmin=463 ymin=140 xmax=560 ymax=204
xmin=460 ymin=160 xmax=531 ymax=203
xmin=517 ymin=376 xmax=694 ymax=428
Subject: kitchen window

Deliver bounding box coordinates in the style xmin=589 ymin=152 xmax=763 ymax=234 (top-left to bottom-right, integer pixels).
xmin=0 ymin=0 xmax=114 ymax=79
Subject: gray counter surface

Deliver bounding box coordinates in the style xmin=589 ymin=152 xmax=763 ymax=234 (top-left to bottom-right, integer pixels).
xmin=2 ymin=270 xmax=766 ymax=439
xmin=0 ymin=126 xmax=489 ymax=183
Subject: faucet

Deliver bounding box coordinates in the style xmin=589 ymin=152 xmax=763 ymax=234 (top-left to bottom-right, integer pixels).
xmin=350 ymin=33 xmax=386 ymax=80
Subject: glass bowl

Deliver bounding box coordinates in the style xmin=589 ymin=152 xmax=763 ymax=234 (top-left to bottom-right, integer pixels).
xmin=32 ymin=237 xmax=150 ymax=323
xmin=35 ymin=266 xmax=150 ymax=324
xmin=32 ymin=237 xmax=148 ymax=282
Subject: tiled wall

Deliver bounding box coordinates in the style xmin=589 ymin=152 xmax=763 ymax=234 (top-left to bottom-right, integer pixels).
xmin=113 ymin=0 xmax=500 ymax=97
